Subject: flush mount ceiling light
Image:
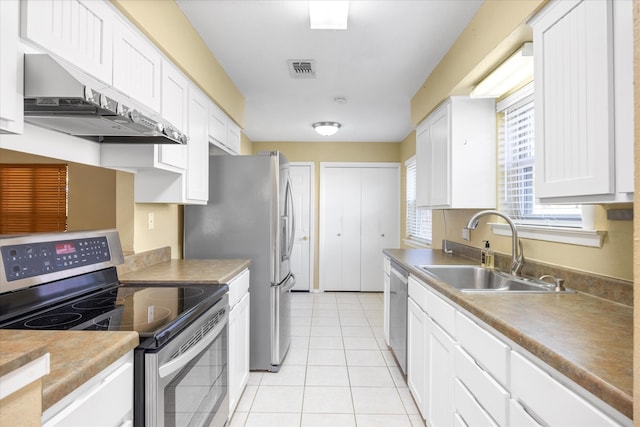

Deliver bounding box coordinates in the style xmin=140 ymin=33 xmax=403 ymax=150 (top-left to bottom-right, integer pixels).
xmin=471 ymin=42 xmax=534 ymax=98
xmin=313 ymin=122 xmax=341 ymax=136
xmin=309 ymin=1 xmax=349 ymax=30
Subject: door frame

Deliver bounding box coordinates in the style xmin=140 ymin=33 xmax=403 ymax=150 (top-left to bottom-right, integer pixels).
xmin=319 ymin=162 xmax=401 ymax=292
xmin=290 ymin=162 xmax=315 ymax=292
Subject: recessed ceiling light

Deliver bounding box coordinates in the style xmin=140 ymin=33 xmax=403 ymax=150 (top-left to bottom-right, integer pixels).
xmin=313 ymin=122 xmax=341 ymax=136
xmin=309 ymin=1 xmax=349 ymax=30
xmin=334 ymin=97 xmax=348 ymax=105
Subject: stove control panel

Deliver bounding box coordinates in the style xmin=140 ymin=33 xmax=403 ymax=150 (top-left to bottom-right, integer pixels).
xmin=1 ymin=236 xmax=111 ymax=282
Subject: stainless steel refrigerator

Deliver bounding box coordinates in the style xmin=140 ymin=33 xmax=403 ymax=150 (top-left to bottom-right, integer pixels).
xmin=184 ymin=152 xmax=296 ymax=372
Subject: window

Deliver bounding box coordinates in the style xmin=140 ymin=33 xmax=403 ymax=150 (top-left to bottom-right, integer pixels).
xmin=0 ymin=164 xmax=68 ymax=233
xmin=406 ymin=156 xmax=432 ymax=244
xmin=497 ymin=83 xmax=581 ymax=227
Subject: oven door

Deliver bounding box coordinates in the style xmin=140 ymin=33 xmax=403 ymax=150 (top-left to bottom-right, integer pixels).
xmin=142 ymin=299 xmax=229 ymax=427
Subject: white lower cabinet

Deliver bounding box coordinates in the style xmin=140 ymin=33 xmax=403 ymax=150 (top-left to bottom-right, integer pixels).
xmin=407 ymin=297 xmax=426 ymax=414
xmin=404 ymin=271 xmax=631 ymax=427
xmin=426 ymin=317 xmax=455 ymax=427
xmin=42 ymin=352 xmax=133 ymax=427
xmin=511 ymin=351 xmax=622 ymax=427
xmin=454 ymin=345 xmax=509 ymax=426
xmin=383 ymin=256 xmax=390 ymax=345
xmin=228 ymin=269 xmax=250 ymax=416
xmin=407 ymin=275 xmax=455 ymax=426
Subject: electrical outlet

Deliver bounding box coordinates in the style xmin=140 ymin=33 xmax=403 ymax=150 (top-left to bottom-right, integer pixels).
xmin=148 ymin=212 xmax=155 ymax=230
xmin=461 ymin=228 xmax=470 ymax=241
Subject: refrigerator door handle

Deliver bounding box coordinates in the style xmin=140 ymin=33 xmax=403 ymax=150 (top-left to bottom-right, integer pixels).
xmin=282 ymin=176 xmax=296 ymax=261
xmin=280 ymin=274 xmax=296 ymax=292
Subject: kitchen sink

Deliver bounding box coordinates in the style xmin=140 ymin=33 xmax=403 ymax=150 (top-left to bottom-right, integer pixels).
xmin=416 ymin=265 xmax=574 ymax=293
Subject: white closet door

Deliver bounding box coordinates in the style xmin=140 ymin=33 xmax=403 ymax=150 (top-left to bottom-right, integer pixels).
xmin=322 ymin=167 xmax=361 ymax=291
xmin=361 ymin=167 xmax=399 ymax=292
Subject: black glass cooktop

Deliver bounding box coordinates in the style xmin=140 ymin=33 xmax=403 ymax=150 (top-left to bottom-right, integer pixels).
xmin=1 ymin=281 xmax=227 ymax=347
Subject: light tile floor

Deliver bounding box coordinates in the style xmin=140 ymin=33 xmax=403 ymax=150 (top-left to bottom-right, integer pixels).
xmin=229 ymin=291 xmax=425 ymax=427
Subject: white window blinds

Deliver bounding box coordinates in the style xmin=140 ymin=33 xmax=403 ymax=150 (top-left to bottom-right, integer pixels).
xmin=498 ymin=83 xmax=581 ymax=226
xmin=406 ymin=156 xmax=432 ymax=243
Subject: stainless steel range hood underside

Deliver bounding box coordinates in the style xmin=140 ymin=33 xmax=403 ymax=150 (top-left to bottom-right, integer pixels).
xmin=23 ymin=54 xmax=188 ymax=145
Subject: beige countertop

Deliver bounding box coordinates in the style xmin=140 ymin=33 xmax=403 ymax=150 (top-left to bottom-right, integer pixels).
xmin=119 ymin=259 xmax=251 ymax=284
xmin=384 ymin=248 xmax=633 ymax=419
xmin=0 ymin=330 xmax=138 ymax=411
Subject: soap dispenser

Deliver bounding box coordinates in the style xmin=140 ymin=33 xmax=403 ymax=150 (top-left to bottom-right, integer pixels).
xmin=481 ymin=240 xmax=494 ymax=269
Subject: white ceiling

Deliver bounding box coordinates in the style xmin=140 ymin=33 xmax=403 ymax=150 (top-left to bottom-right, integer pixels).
xmin=176 ymin=0 xmax=483 ymax=143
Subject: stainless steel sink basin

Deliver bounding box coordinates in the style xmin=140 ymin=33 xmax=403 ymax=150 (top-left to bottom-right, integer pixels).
xmin=416 ymin=265 xmax=574 ymax=293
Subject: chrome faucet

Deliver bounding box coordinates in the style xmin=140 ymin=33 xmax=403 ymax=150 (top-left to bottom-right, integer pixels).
xmin=463 ymin=210 xmax=525 ymax=276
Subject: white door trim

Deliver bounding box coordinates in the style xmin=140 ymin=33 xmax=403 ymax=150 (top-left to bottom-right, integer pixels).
xmin=319 ymin=162 xmax=401 ymax=292
xmin=290 ymin=162 xmax=315 ymax=292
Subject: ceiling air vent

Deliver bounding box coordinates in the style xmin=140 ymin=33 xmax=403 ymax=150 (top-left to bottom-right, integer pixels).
xmin=288 ymin=60 xmax=316 ymax=79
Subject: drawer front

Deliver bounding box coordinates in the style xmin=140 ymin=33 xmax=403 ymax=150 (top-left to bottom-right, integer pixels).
xmin=408 ymin=276 xmax=427 ymax=311
xmin=455 ymin=311 xmax=509 ymax=386
xmin=511 ymin=351 xmax=620 ymax=427
xmin=228 ymin=269 xmax=250 ymax=307
xmin=454 ymin=379 xmax=498 ymax=427
xmin=454 ymin=345 xmax=508 ymax=426
xmin=426 ymin=288 xmax=456 ymax=336
xmin=509 ymin=399 xmax=543 ymax=427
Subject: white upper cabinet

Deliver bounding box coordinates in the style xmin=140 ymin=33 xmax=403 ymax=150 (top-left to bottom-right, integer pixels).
xmin=158 ymin=59 xmax=189 ymax=171
xmin=112 ymin=17 xmax=161 ymax=113
xmin=184 ymin=85 xmax=209 ymax=203
xmin=529 ymin=0 xmax=633 ymax=204
xmin=416 ymin=97 xmax=496 ymax=209
xmin=20 ymin=0 xmax=114 ymax=85
xmin=0 ymin=0 xmax=23 ymax=134
xmin=208 ymin=101 xmax=240 ymax=155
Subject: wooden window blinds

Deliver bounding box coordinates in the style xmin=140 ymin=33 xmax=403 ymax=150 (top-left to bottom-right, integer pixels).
xmin=0 ymin=164 xmax=68 ymax=234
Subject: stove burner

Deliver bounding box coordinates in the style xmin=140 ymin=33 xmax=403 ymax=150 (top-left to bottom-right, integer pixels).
xmin=25 ymin=313 xmax=83 ymax=328
xmin=72 ymin=297 xmax=118 ymax=310
xmin=92 ymin=306 xmax=173 ymax=330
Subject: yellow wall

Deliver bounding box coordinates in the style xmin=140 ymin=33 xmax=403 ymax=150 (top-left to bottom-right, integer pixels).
xmin=110 ymin=0 xmax=245 ymax=127
xmin=632 ymin=0 xmax=639 ymax=421
xmin=252 ymin=141 xmax=401 ymax=289
xmin=108 ymin=0 xmax=250 ymax=258
xmin=399 ymin=131 xmax=417 ymax=245
xmin=0 ymin=149 xmax=117 ymax=231
xmin=411 ymin=0 xmax=544 ymax=125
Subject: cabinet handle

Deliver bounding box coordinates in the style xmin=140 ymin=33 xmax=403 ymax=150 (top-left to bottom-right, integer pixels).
xmin=337 ymin=233 xmax=341 ymax=237
xmin=381 ymin=234 xmax=385 ymax=237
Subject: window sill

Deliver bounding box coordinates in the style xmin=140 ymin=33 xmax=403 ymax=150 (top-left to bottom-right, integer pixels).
xmin=489 ymin=223 xmax=605 ymax=248
xmin=403 ymin=238 xmax=431 ymax=249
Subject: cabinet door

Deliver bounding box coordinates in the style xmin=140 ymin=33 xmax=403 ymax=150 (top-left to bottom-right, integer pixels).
xmin=229 ymin=292 xmax=250 ymax=414
xmin=532 ymin=0 xmax=614 ymax=200
xmin=416 ymin=101 xmax=450 ymax=207
xmin=511 ymin=351 xmax=620 ymax=427
xmin=158 ymin=60 xmax=188 ymax=171
xmin=407 ymin=297 xmax=427 ymax=418
xmin=185 ymin=86 xmax=209 ymax=202
xmin=426 ymin=318 xmax=455 ymax=427
xmin=208 ymin=101 xmax=227 ymax=144
xmin=427 ymin=103 xmax=451 ymax=207
xmin=383 ymin=257 xmax=390 ymax=345
xmin=43 ymin=356 xmax=133 ymax=427
xmin=226 ymin=121 xmax=242 ymax=154
xmin=21 ymin=0 xmax=114 ymax=84
xmin=361 ymin=167 xmax=399 ymax=292
xmin=0 ymin=0 xmax=22 ymax=134
xmin=112 ymin=18 xmax=161 ymax=113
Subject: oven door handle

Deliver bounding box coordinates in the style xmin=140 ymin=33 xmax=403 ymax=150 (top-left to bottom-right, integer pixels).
xmin=158 ymin=313 xmax=227 ymax=379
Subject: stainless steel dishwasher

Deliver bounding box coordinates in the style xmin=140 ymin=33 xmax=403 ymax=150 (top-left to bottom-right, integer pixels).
xmin=389 ymin=260 xmax=408 ymax=374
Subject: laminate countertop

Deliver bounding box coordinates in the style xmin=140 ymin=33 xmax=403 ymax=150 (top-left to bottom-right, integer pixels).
xmin=118 ymin=259 xmax=251 ymax=284
xmin=0 ymin=330 xmax=138 ymax=411
xmin=384 ymin=248 xmax=633 ymax=420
